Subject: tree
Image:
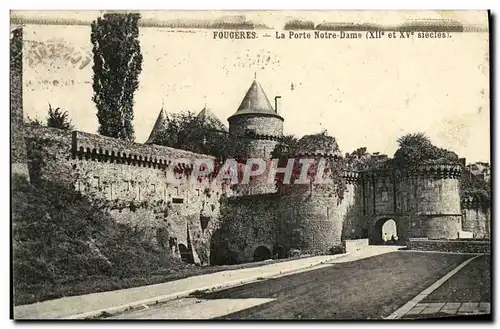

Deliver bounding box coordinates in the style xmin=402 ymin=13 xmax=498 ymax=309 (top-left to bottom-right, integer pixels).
xmin=152 ymin=110 xmax=235 ymax=160
xmin=91 ymin=13 xmax=143 ymax=141
xmin=271 ymin=131 xmax=347 ymax=202
xmin=296 ymin=130 xmax=341 ymax=156
xmin=46 ymin=104 xmax=73 ymax=130
xmin=461 ymin=162 xmax=491 ymax=209
xmin=271 ymin=134 xmax=299 ymax=161
xmin=344 ymin=147 xmax=391 ymax=171
xmin=152 ymin=111 xmax=197 ymax=149
xmin=393 ymin=132 xmax=459 ymax=167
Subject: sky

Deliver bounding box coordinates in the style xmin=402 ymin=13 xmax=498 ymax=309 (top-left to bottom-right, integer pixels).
xmin=15 ymin=10 xmax=490 ymax=163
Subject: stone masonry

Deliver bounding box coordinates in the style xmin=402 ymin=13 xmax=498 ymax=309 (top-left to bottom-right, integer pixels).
xmin=10 ymin=26 xmax=29 ymax=180
xmin=11 ymin=27 xmax=490 ymax=265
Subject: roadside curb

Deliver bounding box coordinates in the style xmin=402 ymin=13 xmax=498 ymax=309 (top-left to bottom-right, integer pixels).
xmin=398 ymin=250 xmax=488 ymax=256
xmin=385 ymin=254 xmax=481 ymax=319
xmin=62 ymin=253 xmax=349 ymax=320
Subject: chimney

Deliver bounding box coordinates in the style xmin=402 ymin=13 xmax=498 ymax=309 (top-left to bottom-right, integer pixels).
xmin=274 ymin=96 xmax=281 ymax=114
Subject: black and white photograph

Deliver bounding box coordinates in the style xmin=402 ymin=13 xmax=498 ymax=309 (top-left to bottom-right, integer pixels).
xmin=9 ymin=10 xmax=491 ymax=320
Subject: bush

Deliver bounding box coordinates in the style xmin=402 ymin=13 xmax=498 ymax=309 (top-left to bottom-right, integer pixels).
xmin=393 ymin=132 xmax=460 ymax=167
xmin=288 ymin=248 xmax=301 ymax=258
xmin=328 ymin=245 xmax=345 ymax=255
xmin=46 ymin=105 xmax=74 ymax=130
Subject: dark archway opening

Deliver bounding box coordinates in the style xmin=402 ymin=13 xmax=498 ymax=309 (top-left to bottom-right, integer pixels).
xmin=253 ymin=246 xmax=272 ymax=262
xmin=209 ymin=246 xmax=239 ymax=266
xmin=372 ymin=218 xmax=400 ymax=245
xmin=178 ymin=243 xmax=194 ymax=264
xmin=209 ymin=230 xmax=239 ymax=265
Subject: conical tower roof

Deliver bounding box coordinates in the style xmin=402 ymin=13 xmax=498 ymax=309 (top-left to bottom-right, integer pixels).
xmin=228 ymin=78 xmax=283 ymax=121
xmin=197 ymin=106 xmax=227 ymax=132
xmin=145 ymin=108 xmax=167 ymax=144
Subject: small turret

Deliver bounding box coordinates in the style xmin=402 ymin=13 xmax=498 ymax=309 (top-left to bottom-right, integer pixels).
xmin=145 ymin=107 xmax=168 ymax=145
xmin=197 ymin=106 xmax=227 ymax=132
xmin=229 ymin=78 xmax=282 ymax=120
xmin=228 ymin=77 xmax=284 ymax=161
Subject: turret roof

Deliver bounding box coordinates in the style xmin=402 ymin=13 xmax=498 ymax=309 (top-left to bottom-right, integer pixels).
xmin=228 ymin=78 xmax=283 ymax=121
xmin=197 ymin=106 xmax=228 ymax=132
xmin=145 ymin=108 xmax=167 ymax=144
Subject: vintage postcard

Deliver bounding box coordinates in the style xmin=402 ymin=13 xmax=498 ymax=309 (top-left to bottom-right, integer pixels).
xmin=10 ymin=10 xmax=490 ymax=320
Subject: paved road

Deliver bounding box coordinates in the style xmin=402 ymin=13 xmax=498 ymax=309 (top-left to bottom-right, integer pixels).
xmin=110 ymin=251 xmax=475 ymax=320
xmin=401 ymin=254 xmax=491 ymax=319
xmin=423 ymin=254 xmax=491 ymax=303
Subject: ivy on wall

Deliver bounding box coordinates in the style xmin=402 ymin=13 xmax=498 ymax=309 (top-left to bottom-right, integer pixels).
xmin=272 ymin=130 xmax=347 ymax=203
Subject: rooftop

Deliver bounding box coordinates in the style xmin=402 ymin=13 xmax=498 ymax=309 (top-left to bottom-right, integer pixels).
xmin=145 ymin=108 xmax=167 ymax=144
xmin=228 ymin=78 xmax=283 ymax=121
xmin=197 ymin=106 xmax=227 ymax=132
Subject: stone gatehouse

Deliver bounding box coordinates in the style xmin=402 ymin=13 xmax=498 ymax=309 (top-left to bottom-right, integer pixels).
xmin=11 ymin=26 xmax=490 ymax=266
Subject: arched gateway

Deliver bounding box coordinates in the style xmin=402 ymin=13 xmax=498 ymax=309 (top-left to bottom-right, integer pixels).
xmin=371 ymin=218 xmax=403 ymax=245
xmin=253 ymin=246 xmax=272 ymax=262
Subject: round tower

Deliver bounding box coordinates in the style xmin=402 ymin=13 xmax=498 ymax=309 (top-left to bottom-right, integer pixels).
xmin=228 ymin=77 xmax=284 ymax=160
xmin=277 ymin=138 xmax=345 ymax=255
xmin=397 ymin=164 xmax=463 ymax=239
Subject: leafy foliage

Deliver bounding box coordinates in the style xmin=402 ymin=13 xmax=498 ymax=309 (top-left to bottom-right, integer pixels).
xmin=91 ymin=13 xmax=143 ymax=141
xmin=392 ymin=133 xmax=489 ymax=207
xmin=295 ymin=130 xmax=341 ymax=155
xmin=272 ymin=131 xmax=341 ymax=160
xmin=271 ymin=134 xmax=299 ymax=161
xmin=460 ymin=164 xmax=491 ymax=208
xmin=393 ymin=132 xmax=460 ymax=167
xmin=46 ymin=104 xmax=74 ymax=130
xmin=151 ymin=111 xmax=235 ymax=160
xmin=344 ymin=147 xmax=391 ymax=171
xmin=272 ymin=131 xmax=347 ymax=202
xmin=25 ymin=116 xmax=44 ymax=127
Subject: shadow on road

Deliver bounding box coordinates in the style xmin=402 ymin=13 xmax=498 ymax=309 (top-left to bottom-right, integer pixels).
xmin=187 ymin=251 xmax=473 ymax=320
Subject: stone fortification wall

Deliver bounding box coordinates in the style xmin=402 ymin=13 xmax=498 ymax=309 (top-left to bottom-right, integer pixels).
xmin=397 ymin=165 xmax=462 ymax=239
xmin=362 ymin=170 xmax=397 ymax=216
xmin=461 ymin=200 xmax=491 ymax=239
xmin=362 ymin=164 xmax=463 ymax=241
xmin=228 ymin=115 xmax=283 ymax=161
xmin=277 ymin=163 xmax=353 ymax=254
xmin=228 ymin=115 xmax=283 ymax=138
xmin=338 ymin=172 xmax=367 ymax=240
xmin=11 ymin=27 xmax=30 ymax=178
xmin=214 ymin=194 xmax=280 ymax=264
xmin=408 ymin=238 xmax=490 ymax=253
xmin=24 ymin=125 xmax=227 ymax=265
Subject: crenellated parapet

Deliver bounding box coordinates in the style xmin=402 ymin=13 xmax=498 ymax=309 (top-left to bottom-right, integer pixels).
xmin=295 ymin=151 xmax=342 ymax=159
xmin=360 ymin=164 xmax=463 ymax=181
xmin=342 ymin=170 xmax=361 ymax=184
xmin=396 ymin=164 xmax=463 ymax=180
xmin=360 ymin=168 xmax=392 ymax=181
xmin=243 ymin=132 xmax=282 ymax=141
xmin=72 ymin=131 xmax=212 ymax=170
